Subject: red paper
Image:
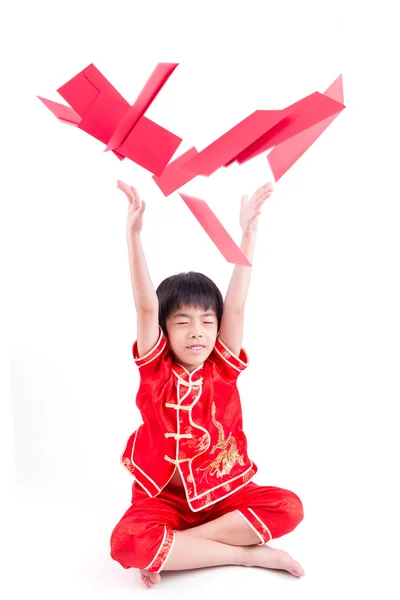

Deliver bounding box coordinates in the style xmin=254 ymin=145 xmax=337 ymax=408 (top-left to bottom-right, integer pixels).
xmin=38 ymin=63 xmax=181 ymax=175
xmin=152 ymin=147 xmax=199 ymax=196
xmin=37 ymin=96 xmax=80 ymax=126
xmin=267 ymin=75 xmax=344 ymax=181
xmin=179 ymin=193 xmax=251 ymax=266
xmin=39 ymin=66 xmax=345 ymax=265
xmin=233 ymin=89 xmax=345 ymax=165
xmin=152 ymin=77 xmax=345 ymax=197
xmin=151 ymin=111 xmax=289 ymax=196
xmin=180 ymin=110 xmax=286 ymax=176
xmin=105 ymin=63 xmax=178 ymax=152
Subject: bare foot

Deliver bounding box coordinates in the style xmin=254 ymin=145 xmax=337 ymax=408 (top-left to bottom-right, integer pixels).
xmin=244 ymin=544 xmax=305 ymax=577
xmin=139 ymin=569 xmax=161 ymax=588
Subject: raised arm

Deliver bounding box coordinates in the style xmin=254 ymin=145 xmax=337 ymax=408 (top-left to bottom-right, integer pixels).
xmin=118 ymin=180 xmax=159 ymax=358
xmin=218 ymin=182 xmax=274 ymax=356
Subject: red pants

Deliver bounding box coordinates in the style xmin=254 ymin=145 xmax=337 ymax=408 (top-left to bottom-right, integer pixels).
xmin=110 ymin=480 xmax=303 ymax=573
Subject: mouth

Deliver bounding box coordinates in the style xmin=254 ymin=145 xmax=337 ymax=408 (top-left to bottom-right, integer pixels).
xmin=186 ymin=345 xmax=205 ymax=353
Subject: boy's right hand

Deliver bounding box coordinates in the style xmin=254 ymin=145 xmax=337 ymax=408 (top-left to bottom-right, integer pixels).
xmin=117 ymin=180 xmax=146 ymax=234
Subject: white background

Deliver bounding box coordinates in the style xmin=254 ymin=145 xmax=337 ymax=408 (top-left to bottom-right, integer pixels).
xmin=1 ymin=0 xmax=399 ymax=597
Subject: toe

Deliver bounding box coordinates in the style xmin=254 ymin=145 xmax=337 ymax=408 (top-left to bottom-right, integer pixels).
xmin=295 ymin=562 xmax=304 ymax=575
xmin=290 ymin=562 xmax=305 ymax=577
xmin=150 ymin=572 xmax=161 ymax=584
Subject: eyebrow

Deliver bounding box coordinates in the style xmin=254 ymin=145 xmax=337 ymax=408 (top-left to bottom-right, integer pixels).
xmin=172 ymin=312 xmax=216 ymax=318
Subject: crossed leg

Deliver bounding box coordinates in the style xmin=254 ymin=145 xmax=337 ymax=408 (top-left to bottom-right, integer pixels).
xmin=140 ymin=510 xmax=304 ymax=588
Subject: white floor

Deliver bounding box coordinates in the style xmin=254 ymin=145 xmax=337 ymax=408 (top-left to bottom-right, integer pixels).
xmin=4 ymin=480 xmax=398 ymax=599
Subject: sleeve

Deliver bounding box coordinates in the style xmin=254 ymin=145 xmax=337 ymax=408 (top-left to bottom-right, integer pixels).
xmin=210 ymin=336 xmax=249 ymax=380
xmin=132 ymin=326 xmax=171 ymax=380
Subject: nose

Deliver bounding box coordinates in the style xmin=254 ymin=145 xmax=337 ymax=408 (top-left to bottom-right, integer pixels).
xmin=190 ymin=331 xmax=203 ymax=338
xmin=190 ymin=327 xmax=203 ymax=339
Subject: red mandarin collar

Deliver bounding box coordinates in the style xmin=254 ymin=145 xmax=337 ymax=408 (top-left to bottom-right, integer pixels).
xmin=171 ymin=360 xmax=204 ymax=385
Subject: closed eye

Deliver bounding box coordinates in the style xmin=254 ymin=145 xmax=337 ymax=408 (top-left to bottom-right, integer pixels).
xmin=176 ymin=321 xmax=214 ymax=325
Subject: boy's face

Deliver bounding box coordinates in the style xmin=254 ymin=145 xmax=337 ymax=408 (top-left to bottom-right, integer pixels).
xmin=165 ymin=304 xmax=219 ymax=373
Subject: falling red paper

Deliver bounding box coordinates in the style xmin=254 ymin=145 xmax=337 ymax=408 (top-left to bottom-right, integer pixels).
xmin=267 ymin=75 xmax=344 ymax=181
xmin=105 ymin=63 xmax=178 ymax=152
xmin=152 ymin=81 xmax=345 ymax=196
xmin=151 ymin=74 xmax=345 ymax=265
xmin=179 ymin=193 xmax=251 ymax=266
xmin=39 ymin=65 xmax=345 ymax=266
xmin=37 ymin=96 xmax=80 ymax=126
xmin=152 ymin=111 xmax=290 ymax=196
xmin=232 ymin=89 xmax=345 ymax=165
xmin=38 ymin=63 xmax=182 ymax=175
xmin=180 ymin=110 xmax=287 ymax=176
xmin=152 ymin=146 xmax=199 ymax=196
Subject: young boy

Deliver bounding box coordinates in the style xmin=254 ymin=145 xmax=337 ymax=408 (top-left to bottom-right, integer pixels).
xmin=110 ymin=180 xmax=304 ymax=588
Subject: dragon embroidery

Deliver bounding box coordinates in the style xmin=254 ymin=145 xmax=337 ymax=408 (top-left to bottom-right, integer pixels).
xmin=196 ymin=401 xmax=244 ymax=481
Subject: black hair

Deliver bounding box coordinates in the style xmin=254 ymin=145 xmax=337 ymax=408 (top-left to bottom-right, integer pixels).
xmin=156 ymin=271 xmax=223 ymax=338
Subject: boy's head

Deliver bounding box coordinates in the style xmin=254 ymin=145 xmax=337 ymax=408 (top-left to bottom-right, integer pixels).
xmin=156 ymin=271 xmax=223 ymax=372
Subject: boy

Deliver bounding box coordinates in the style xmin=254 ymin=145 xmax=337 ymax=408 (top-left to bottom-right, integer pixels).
xmin=110 ymin=180 xmax=304 ymax=588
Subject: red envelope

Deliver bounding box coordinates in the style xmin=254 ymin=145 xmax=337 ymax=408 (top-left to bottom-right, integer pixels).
xmin=267 ymin=75 xmax=344 ymax=181
xmin=39 ymin=66 xmax=345 ymax=266
xmin=179 ymin=193 xmax=251 ymax=266
xmin=179 ymin=110 xmax=287 ymax=176
xmin=38 ymin=63 xmax=182 ymax=175
xmin=151 ymin=111 xmax=290 ymax=196
xmin=152 ymin=77 xmax=345 ymax=197
xmin=36 ymin=96 xmax=80 ymax=126
xmin=152 ymin=146 xmax=199 ymax=196
xmin=233 ymin=88 xmax=345 ymax=165
xmin=105 ymin=63 xmax=178 ymax=152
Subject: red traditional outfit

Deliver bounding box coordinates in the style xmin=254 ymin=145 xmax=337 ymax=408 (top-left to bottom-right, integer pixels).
xmin=110 ymin=327 xmax=303 ymax=572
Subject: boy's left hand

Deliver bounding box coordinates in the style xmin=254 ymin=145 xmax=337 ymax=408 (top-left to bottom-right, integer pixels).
xmin=240 ymin=182 xmax=274 ymax=235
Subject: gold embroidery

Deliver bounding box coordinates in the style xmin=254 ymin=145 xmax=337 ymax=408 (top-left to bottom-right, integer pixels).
xmin=196 ymin=402 xmax=244 ymax=482
xmin=185 ymin=432 xmax=208 ymax=453
xmin=200 ymin=492 xmax=212 ymax=506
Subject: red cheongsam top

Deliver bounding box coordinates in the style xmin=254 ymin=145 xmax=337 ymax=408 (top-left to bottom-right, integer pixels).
xmin=121 ymin=326 xmax=257 ymax=511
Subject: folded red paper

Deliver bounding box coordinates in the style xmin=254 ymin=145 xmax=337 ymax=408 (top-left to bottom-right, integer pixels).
xmin=105 ymin=63 xmax=178 ymax=153
xmin=38 ymin=63 xmax=182 ymax=175
xmin=152 ymin=78 xmax=345 ymax=196
xmin=267 ymin=75 xmax=344 ymax=181
xmin=179 ymin=193 xmax=251 ymax=266
xmin=38 ymin=65 xmax=345 ymax=266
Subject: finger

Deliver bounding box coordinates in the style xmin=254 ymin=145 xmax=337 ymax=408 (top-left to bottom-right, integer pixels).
xmin=130 ymin=185 xmax=140 ymax=207
xmin=253 ymin=195 xmax=268 ymax=208
xmin=241 ymin=194 xmax=248 ymax=208
xmin=255 ymin=188 xmax=273 ymax=204
xmin=263 ymin=181 xmax=274 ymax=190
xmin=254 ymin=183 xmax=274 ymax=200
xmin=117 ymin=180 xmax=129 ymax=192
xmin=252 ymin=187 xmax=269 ymax=203
xmin=117 ymin=180 xmax=134 ymax=204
